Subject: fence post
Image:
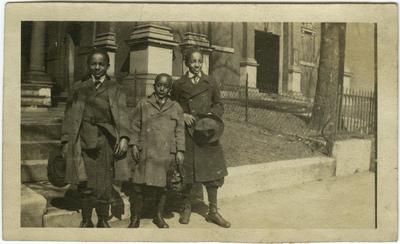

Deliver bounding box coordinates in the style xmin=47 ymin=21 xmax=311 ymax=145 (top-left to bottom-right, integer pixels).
xmin=373 ymin=82 xmax=377 ymax=134
xmin=245 ymin=73 xmax=249 ymax=123
xmin=336 ymin=83 xmax=344 ymax=132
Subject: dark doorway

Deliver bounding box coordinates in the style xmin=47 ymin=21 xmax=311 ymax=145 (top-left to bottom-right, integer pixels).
xmin=255 ymin=31 xmax=280 ymax=93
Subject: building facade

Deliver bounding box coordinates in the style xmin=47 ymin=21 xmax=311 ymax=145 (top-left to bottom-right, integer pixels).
xmin=21 ymin=21 xmax=375 ymax=109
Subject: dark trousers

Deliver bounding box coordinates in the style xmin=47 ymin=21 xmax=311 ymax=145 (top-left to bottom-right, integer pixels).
xmin=77 ymin=181 xmax=109 ymax=221
xmin=181 ymin=178 xmax=224 ymax=208
xmin=128 ymin=184 xmax=167 ymax=218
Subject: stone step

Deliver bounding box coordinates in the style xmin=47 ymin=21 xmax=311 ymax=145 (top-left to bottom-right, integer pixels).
xmin=21 ymin=184 xmax=47 ymax=227
xmin=218 ymin=156 xmax=336 ymax=199
xmin=24 ymin=181 xmax=187 ymax=228
xmin=21 ymin=107 xmax=64 ymax=123
xmin=21 ymin=156 xmax=336 ymax=227
xmin=21 ymin=96 xmax=51 ymax=106
xmin=21 ymin=123 xmax=62 ymax=141
xmin=23 ymin=181 xmax=133 ymax=227
xmin=43 ymin=195 xmax=132 ymax=228
xmin=21 ymin=159 xmax=48 ymax=183
xmin=21 ymin=140 xmax=60 ymax=161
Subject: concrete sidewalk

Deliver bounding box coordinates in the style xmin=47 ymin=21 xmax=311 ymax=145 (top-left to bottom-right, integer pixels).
xmin=111 ymin=171 xmax=375 ymax=229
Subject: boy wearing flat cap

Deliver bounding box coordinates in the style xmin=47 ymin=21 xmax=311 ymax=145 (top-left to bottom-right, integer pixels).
xmin=170 ymin=48 xmax=231 ymax=228
xmin=129 ymin=73 xmax=185 ymax=229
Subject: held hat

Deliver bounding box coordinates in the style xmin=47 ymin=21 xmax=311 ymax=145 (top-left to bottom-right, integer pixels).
xmin=47 ymin=149 xmax=68 ymax=187
xmin=190 ymin=113 xmax=224 ymax=145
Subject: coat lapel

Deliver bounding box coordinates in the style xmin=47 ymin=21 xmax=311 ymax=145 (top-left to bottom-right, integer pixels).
xmin=71 ymin=79 xmax=92 ymax=142
xmin=106 ymin=79 xmax=119 ymax=124
xmin=160 ymin=97 xmax=175 ymax=112
xmin=179 ymin=72 xmax=209 ymax=98
xmin=147 ymin=94 xmax=175 ymax=113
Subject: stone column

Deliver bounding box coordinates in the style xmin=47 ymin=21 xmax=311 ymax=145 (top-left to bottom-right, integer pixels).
xmin=180 ymin=32 xmax=214 ymax=75
xmin=22 ymin=22 xmax=53 ymax=111
xmin=93 ymin=22 xmax=117 ymax=78
xmin=343 ymin=68 xmax=353 ymax=93
xmin=286 ymin=23 xmax=302 ymax=96
xmin=122 ymin=24 xmax=178 ymax=106
xmin=240 ymin=23 xmax=258 ymax=89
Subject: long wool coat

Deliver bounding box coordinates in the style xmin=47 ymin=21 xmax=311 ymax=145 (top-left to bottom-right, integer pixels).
xmin=130 ymin=94 xmax=185 ymax=187
xmin=60 ymin=77 xmax=133 ymax=185
xmin=171 ymin=72 xmax=228 ymax=184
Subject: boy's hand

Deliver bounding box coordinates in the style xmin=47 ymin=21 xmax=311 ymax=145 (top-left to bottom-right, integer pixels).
xmin=184 ymin=113 xmax=196 ymax=127
xmin=176 ymin=151 xmax=184 ymax=165
xmin=114 ymin=138 xmax=128 ymax=158
xmin=132 ymin=145 xmax=140 ymax=162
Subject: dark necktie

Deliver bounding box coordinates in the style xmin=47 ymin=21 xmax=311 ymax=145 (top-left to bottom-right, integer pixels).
xmin=192 ymin=75 xmax=199 ymax=85
xmin=94 ymin=80 xmax=102 ymax=89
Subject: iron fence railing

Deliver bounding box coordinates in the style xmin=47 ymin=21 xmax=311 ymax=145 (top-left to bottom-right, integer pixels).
xmin=221 ymin=79 xmax=377 ymax=145
xmin=336 ymin=84 xmax=377 ymax=135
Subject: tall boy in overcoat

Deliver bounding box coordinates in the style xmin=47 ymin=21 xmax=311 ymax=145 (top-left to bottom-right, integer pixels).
xmin=60 ymin=50 xmax=132 ymax=228
xmin=170 ymin=48 xmax=231 ymax=228
xmin=129 ymin=73 xmax=185 ymax=228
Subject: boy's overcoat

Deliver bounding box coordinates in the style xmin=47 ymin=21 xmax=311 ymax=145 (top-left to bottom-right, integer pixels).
xmin=130 ymin=95 xmax=185 ymax=187
xmin=60 ymin=77 xmax=133 ymax=184
xmin=171 ymin=72 xmax=228 ymax=184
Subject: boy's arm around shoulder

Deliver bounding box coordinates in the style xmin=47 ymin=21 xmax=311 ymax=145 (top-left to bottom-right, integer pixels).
xmin=115 ymin=87 xmax=134 ymax=144
xmin=209 ymin=79 xmax=224 ymax=118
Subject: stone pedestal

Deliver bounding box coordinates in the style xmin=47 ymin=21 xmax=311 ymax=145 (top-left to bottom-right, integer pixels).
xmin=123 ymin=24 xmax=178 ymax=106
xmin=240 ymin=58 xmax=258 ymax=88
xmin=21 ymin=83 xmax=52 ymax=112
xmin=333 ymin=139 xmax=372 ymax=176
xmin=288 ymin=65 xmax=302 ymax=94
xmin=22 ymin=21 xmax=54 ymax=111
xmin=180 ymin=32 xmax=214 ymax=75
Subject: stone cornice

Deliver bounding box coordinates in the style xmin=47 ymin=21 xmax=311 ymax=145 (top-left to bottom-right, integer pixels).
xmin=240 ymin=58 xmax=258 ymax=67
xmin=126 ymin=24 xmax=178 ymax=49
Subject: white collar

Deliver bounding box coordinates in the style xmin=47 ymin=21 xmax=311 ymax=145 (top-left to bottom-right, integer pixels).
xmin=187 ymin=71 xmax=201 ymax=79
xmin=91 ymin=75 xmax=106 ymax=83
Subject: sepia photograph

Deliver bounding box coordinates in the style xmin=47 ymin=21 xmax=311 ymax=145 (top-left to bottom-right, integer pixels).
xmin=2 ymin=2 xmax=398 ymax=242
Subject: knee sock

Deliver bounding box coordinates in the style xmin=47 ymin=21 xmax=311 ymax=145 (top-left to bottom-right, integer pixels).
xmin=206 ymin=186 xmax=218 ymax=211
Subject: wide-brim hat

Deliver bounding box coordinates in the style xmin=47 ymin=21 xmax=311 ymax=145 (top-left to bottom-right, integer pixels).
xmin=190 ymin=113 xmax=224 ymax=145
xmin=47 ymin=149 xmax=68 ymax=188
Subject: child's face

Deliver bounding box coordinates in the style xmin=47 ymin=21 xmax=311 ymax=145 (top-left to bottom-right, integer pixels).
xmin=187 ymin=52 xmax=203 ymax=75
xmin=154 ymin=76 xmax=172 ymax=99
xmin=88 ymin=53 xmax=109 ymax=79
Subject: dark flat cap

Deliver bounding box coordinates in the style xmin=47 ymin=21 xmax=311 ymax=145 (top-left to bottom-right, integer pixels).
xmin=47 ymin=149 xmax=68 ymax=187
xmin=192 ymin=113 xmax=224 ymax=145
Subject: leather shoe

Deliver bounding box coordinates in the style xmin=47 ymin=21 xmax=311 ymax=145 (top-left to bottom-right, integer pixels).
xmin=179 ymin=206 xmax=191 ymax=224
xmin=153 ymin=215 xmax=169 ymax=228
xmin=206 ymin=212 xmax=231 ymax=228
xmin=96 ymin=218 xmax=111 ymax=228
xmin=79 ymin=219 xmax=94 ymax=228
xmin=128 ymin=215 xmax=140 ymax=228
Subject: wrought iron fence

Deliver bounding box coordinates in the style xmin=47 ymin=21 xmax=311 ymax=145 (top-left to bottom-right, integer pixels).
xmin=336 ymin=84 xmax=377 ymax=135
xmin=221 ymin=79 xmax=377 ymax=143
xmin=221 ymin=81 xmax=317 ymax=140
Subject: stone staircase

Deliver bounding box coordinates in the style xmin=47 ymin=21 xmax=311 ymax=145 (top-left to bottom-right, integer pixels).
xmin=21 ymin=107 xmax=134 ymax=227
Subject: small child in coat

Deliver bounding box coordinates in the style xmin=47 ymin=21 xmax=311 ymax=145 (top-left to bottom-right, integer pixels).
xmin=128 ymin=73 xmax=185 ymax=228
